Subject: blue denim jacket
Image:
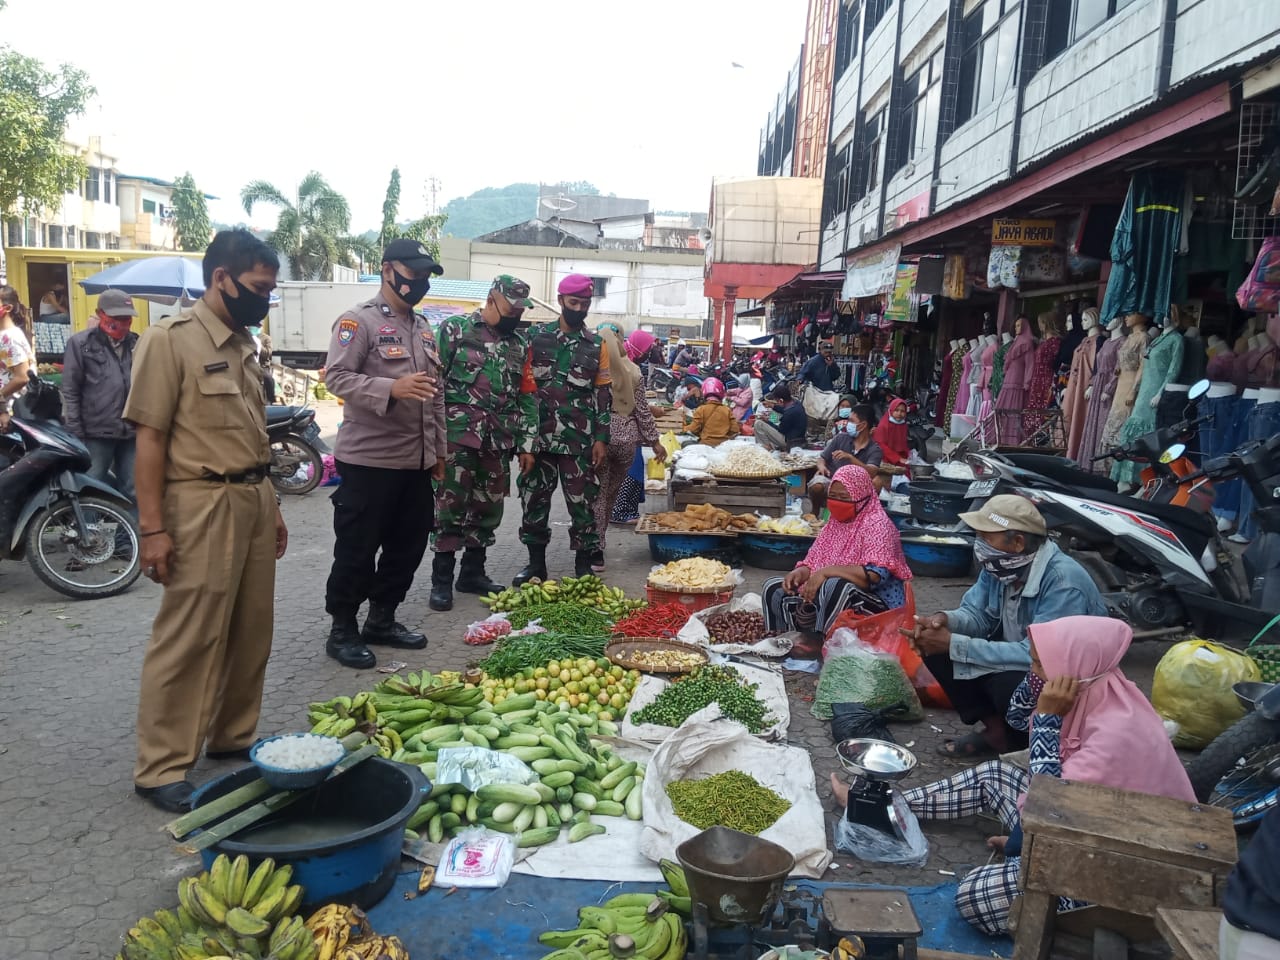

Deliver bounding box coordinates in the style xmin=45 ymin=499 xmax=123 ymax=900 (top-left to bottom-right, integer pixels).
xmin=944 ymin=542 xmax=1107 ymax=679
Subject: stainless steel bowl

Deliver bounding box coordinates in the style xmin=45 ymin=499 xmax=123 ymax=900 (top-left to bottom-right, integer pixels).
xmin=835 ymin=738 xmax=918 ymax=781
xmin=1234 ymin=680 xmax=1276 ymax=712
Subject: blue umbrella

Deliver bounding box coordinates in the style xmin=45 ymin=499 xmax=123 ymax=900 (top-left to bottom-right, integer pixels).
xmin=79 ymin=256 xmax=205 ymax=301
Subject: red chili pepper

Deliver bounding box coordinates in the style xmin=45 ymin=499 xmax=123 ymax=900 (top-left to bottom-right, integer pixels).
xmin=614 ymin=602 xmax=691 ymax=638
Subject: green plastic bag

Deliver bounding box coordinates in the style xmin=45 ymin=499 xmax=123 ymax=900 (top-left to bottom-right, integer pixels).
xmin=1151 ymin=638 xmax=1260 ymax=749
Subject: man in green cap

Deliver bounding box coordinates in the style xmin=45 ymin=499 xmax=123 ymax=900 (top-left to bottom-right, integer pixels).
xmin=430 ymin=276 xmax=539 ymax=609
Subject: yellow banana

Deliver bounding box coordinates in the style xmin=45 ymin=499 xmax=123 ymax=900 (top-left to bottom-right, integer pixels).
xmin=190 ymin=878 xmax=229 ymax=926
xmin=208 ymin=854 xmax=232 ymax=904
xmin=226 ymin=854 xmax=251 ymax=907
xmin=177 ymin=877 xmax=211 ymax=926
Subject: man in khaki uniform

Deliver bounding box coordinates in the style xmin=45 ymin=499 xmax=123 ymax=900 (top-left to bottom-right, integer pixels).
xmin=125 ymin=229 xmax=288 ymax=813
xmin=322 ymin=238 xmax=447 ymax=670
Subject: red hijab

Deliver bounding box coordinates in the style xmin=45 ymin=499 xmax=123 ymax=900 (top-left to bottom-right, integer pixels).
xmin=800 ymin=465 xmax=912 ymax=581
xmin=873 ymin=398 xmax=910 ymax=466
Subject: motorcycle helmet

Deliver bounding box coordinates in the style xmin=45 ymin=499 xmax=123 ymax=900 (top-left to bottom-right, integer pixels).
xmin=701 ymin=377 xmax=726 ymax=399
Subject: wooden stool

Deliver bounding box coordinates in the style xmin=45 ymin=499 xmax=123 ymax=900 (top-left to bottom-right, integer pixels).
xmin=1013 ymin=775 xmax=1237 ymax=960
xmin=1156 ymin=907 xmax=1222 ymax=960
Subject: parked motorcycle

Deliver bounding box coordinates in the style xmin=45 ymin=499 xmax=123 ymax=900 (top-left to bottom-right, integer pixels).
xmin=1187 ymin=679 xmax=1280 ymax=830
xmin=0 ymin=373 xmax=141 ymax=599
xmin=266 ymin=404 xmax=325 ymax=496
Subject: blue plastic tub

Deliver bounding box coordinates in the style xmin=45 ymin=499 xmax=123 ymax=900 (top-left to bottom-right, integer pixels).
xmin=738 ymin=531 xmax=813 ymax=570
xmin=646 ymin=532 xmax=741 ymax=566
xmin=189 ymin=757 xmax=429 ymax=910
xmin=900 ymin=530 xmax=973 ymax=578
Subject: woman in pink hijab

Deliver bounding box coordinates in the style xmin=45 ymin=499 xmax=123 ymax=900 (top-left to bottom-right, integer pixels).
xmin=834 ymin=615 xmax=1194 ymax=935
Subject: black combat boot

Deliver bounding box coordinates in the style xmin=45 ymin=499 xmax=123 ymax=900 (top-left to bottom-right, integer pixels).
xmin=574 ymin=550 xmax=594 ymax=577
xmin=429 ymin=552 xmax=456 ymax=611
xmin=326 ymin=615 xmax=376 ymax=669
xmin=512 ymin=545 xmax=548 ymax=588
xmin=455 ymin=548 xmax=505 ymax=596
xmin=362 ymin=603 xmax=427 ymax=649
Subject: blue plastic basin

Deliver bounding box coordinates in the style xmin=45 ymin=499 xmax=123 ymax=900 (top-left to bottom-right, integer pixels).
xmin=189 ymin=757 xmax=429 ymax=910
xmin=901 ymin=532 xmax=974 ymax=578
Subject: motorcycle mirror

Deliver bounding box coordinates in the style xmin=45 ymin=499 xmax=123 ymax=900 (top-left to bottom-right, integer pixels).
xmin=1159 ymin=443 xmax=1187 ymax=464
xmin=1188 ymin=379 xmax=1210 ymax=401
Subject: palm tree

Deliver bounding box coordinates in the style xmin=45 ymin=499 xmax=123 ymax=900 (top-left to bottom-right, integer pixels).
xmin=240 ymin=172 xmax=355 ymax=281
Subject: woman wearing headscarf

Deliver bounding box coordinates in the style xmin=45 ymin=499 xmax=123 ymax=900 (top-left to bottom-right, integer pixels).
xmin=872 ymin=397 xmax=911 ymax=466
xmin=832 ymin=616 xmax=1195 ymax=935
xmin=762 ymin=465 xmax=912 ymax=654
xmin=590 ymin=323 xmax=666 ymax=571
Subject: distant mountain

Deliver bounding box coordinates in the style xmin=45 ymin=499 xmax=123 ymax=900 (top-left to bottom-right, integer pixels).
xmin=441 ymin=182 xmax=602 ymax=239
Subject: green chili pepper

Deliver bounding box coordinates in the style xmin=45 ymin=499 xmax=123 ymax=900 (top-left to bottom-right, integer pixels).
xmin=666 ymin=771 xmax=791 ymax=834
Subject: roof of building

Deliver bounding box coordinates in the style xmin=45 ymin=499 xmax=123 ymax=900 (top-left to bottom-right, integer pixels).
xmin=474 ymin=218 xmax=596 ymax=248
xmin=117 ymin=173 xmax=218 ymax=200
xmin=425 ymin=279 xmax=493 ymax=301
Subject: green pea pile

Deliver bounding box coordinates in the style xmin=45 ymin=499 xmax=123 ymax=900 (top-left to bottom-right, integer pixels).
xmin=666 ymin=770 xmax=791 ymax=834
xmin=632 ymin=665 xmax=770 ymax=732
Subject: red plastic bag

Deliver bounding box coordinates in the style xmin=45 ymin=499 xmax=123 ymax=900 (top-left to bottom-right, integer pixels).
xmin=824 ymin=584 xmax=952 ymax=709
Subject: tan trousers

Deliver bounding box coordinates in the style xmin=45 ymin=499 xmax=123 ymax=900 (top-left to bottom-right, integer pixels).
xmin=134 ymin=479 xmax=277 ymax=787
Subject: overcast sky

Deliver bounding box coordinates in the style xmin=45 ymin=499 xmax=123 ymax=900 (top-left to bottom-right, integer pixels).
xmin=6 ymin=0 xmax=807 ymax=232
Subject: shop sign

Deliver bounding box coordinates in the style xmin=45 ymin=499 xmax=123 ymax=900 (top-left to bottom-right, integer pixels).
xmin=991 ymin=218 xmax=1056 ymax=246
xmin=842 ymin=243 xmax=901 ymax=299
xmin=883 ymin=264 xmax=919 ymax=323
xmin=893 ymin=191 xmax=931 ymax=230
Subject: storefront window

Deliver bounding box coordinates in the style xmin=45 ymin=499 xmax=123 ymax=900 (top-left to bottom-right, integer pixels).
xmin=955 ymin=0 xmax=1021 ymax=128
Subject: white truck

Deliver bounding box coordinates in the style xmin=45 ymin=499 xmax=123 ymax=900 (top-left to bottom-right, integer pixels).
xmin=270 ymin=281 xmax=382 ymax=369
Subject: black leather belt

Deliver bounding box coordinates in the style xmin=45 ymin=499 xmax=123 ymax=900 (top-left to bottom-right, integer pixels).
xmin=203 ymin=466 xmax=269 ymax=484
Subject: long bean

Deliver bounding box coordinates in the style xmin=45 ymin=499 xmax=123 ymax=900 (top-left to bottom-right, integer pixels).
xmin=505 ymin=604 xmax=613 ymax=636
xmin=477 ymin=633 xmax=607 ymax=678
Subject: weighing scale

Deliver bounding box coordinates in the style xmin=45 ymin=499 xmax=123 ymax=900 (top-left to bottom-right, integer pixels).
xmin=835 ymin=739 xmax=919 ymax=843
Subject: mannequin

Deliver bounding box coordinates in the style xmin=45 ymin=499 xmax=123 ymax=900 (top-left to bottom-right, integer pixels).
xmin=995 ymin=315 xmax=1036 ymax=442
xmin=1057 ymin=309 xmax=1085 ymax=372
xmin=1112 ymin=312 xmax=1185 ymax=487
xmin=1098 ymin=313 xmax=1150 ymax=476
xmin=1064 ymin=308 xmax=1102 ymax=461
xmin=1206 ymin=334 xmax=1228 ymax=357
xmin=1157 ymin=309 xmax=1206 ymax=433
xmin=965 ymin=338 xmax=984 ymax=417
xmin=1233 ymin=317 xmax=1280 ymax=543
xmin=956 ymin=339 xmax=977 ymax=424
xmin=935 ymin=339 xmax=960 ymax=428
xmin=1234 ymin=316 xmax=1262 ymax=355
xmin=1023 ymin=311 xmax=1062 ymax=437
xmin=1078 ymin=315 xmax=1126 ymax=471
xmin=977 ymin=334 xmax=1000 ymax=422
xmin=944 ymin=339 xmax=972 ymax=435
xmin=1001 ymin=331 xmax=1013 ymax=344
xmin=990 ymin=332 xmax=1012 ymax=398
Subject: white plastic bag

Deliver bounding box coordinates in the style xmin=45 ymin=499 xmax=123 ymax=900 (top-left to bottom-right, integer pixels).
xmin=803 ymin=387 xmax=842 ymax=422
xmin=639 ymin=705 xmax=832 ymax=878
xmin=434 ymin=747 xmax=537 ymax=791
xmin=833 ymin=791 xmax=928 ymax=866
xmin=435 ymin=828 xmax=515 ymax=888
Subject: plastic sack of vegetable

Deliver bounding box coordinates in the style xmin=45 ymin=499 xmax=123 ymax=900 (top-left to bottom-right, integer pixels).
xmin=812 ymin=630 xmax=923 ymax=722
xmin=834 ymin=793 xmax=928 ymax=866
xmin=1152 ymin=638 xmax=1260 ymax=748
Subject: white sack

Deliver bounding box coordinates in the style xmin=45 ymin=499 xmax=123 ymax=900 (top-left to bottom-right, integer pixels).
xmin=619 ymin=661 xmax=790 ymax=742
xmin=675 ymin=593 xmax=794 ymax=658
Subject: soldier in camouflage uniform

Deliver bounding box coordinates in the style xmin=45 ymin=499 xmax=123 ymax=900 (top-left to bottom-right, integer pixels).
xmin=513 ymin=274 xmax=612 ymax=584
xmin=429 ymin=276 xmax=537 ymax=610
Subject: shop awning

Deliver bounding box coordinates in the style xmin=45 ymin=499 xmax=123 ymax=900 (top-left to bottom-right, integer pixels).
xmin=762 ymin=270 xmax=845 ymax=302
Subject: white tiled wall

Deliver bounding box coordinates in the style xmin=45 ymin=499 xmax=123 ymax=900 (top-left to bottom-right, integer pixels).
xmin=1170 ymin=0 xmax=1280 ymax=87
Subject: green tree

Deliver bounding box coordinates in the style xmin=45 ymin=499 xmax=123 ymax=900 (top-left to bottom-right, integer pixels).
xmin=0 ymin=46 xmax=94 ymax=222
xmin=240 ymin=171 xmax=355 ymax=281
xmin=170 ymin=171 xmax=211 ymax=252
xmin=374 ymin=167 xmax=447 ymax=261
xmin=378 ymin=167 xmax=401 ymax=249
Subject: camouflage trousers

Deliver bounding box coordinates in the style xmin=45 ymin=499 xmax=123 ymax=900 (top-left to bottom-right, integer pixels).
xmin=518 ymin=452 xmax=600 ymax=552
xmin=433 ymin=447 xmax=512 ymax=553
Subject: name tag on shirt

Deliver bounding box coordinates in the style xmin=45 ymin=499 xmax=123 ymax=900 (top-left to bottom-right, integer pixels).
xmin=378 ymin=335 xmax=402 ymax=346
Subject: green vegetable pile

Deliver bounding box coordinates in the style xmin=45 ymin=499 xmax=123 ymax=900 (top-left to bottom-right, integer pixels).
xmin=666 ymin=770 xmax=791 ymax=834
xmin=632 ymin=665 xmax=771 ymax=732
xmin=505 ymin=603 xmax=614 ymax=636
xmin=811 ymin=650 xmax=922 ymax=721
xmin=478 ymin=633 xmax=609 ymax=678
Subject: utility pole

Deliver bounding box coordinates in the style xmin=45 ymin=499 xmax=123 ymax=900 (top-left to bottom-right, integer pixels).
xmin=426 ymin=177 xmax=441 ymax=215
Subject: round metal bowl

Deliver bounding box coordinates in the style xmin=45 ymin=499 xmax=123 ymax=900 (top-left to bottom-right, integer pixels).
xmin=835 ymin=739 xmax=918 ymax=781
xmin=1234 ymin=680 xmax=1277 ymax=712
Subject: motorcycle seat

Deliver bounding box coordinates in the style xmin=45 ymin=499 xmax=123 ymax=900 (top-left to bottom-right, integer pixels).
xmin=1004 ymin=453 xmax=1118 ymax=492
xmin=266 ymin=404 xmax=306 ymax=426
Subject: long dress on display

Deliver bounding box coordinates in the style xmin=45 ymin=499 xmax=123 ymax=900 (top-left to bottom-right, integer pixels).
xmin=1022 ymin=336 xmax=1062 ymax=439
xmin=965 ymin=346 xmax=984 ymax=417
xmin=994 ymin=330 xmax=1035 ymax=444
xmin=942 ymin=344 xmax=969 ymax=430
xmin=990 ymin=340 xmax=1010 ymax=397
xmin=1098 ymin=332 xmax=1146 ymax=476
xmin=935 ymin=345 xmax=956 ymax=428
xmin=977 ymin=338 xmax=999 ymax=424
xmin=1077 ymin=336 xmax=1122 ymax=471
xmin=1111 ymin=330 xmax=1185 ymax=485
xmin=1063 ymin=336 xmax=1100 ymax=461
xmin=956 ymin=348 xmax=975 ymax=420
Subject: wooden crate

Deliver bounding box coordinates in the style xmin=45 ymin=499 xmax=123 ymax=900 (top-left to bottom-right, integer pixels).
xmin=668 ymin=477 xmax=787 ymax=516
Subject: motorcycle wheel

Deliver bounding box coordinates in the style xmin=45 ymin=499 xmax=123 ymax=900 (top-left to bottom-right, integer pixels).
xmin=24 ymin=493 xmax=141 ymax=599
xmin=1186 ymin=711 xmax=1280 ymax=829
xmin=270 ymin=435 xmax=324 ymax=495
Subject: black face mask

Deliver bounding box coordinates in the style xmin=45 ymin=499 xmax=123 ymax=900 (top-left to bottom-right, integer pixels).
xmin=390 ymin=267 xmax=431 ymax=306
xmin=562 ymin=307 xmax=589 ymax=329
xmin=495 ymin=314 xmax=522 ymax=335
xmin=221 ymin=276 xmax=270 ymax=328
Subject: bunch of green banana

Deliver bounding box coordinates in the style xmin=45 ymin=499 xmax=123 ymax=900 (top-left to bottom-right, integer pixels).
xmin=655 ymin=860 xmax=692 ymax=917
xmin=307 ymin=692 xmax=376 ymax=738
xmin=537 ymin=894 xmax=686 ymax=960
xmin=479 ymin=577 xmax=645 ymax=617
xmin=404 ymin=722 xmax=644 ymax=844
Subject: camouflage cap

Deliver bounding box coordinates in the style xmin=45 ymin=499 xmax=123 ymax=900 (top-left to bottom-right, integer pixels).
xmin=492 ymin=274 xmax=533 ymax=309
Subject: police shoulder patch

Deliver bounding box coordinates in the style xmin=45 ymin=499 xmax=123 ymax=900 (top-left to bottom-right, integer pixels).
xmin=338 ymin=317 xmax=359 ymax=345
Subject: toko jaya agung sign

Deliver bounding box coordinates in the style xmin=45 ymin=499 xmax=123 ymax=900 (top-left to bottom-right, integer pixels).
xmin=991 ymin=218 xmax=1056 ymax=246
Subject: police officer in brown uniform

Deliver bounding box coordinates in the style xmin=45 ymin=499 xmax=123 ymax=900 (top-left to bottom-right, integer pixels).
xmin=125 ymin=229 xmax=288 ymax=812
xmin=322 ymin=239 xmax=447 ymax=669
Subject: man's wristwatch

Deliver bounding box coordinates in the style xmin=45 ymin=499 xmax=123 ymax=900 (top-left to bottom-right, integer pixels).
xmin=274 ymin=493 xmax=282 ymax=506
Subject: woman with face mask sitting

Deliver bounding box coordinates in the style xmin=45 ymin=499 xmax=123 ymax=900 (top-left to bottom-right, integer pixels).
xmin=873 ymin=397 xmax=912 ymax=466
xmin=834 ymin=616 xmax=1195 ymax=936
xmin=808 ymin=403 xmax=883 ymax=514
xmin=762 ymin=465 xmax=911 ymax=656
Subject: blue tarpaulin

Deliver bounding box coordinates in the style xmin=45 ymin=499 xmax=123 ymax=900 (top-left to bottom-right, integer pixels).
xmin=365 ymin=871 xmax=1011 ymax=959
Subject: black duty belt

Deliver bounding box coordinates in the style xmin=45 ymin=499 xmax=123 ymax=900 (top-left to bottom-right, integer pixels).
xmin=203 ymin=466 xmax=269 ymax=484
